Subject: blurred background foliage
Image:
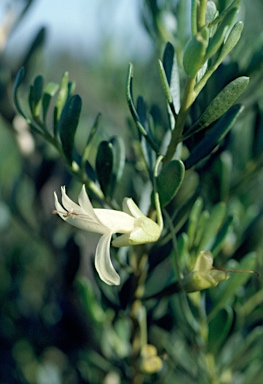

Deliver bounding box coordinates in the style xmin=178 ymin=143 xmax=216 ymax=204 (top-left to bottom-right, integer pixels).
xmin=0 ymin=0 xmax=263 ymax=383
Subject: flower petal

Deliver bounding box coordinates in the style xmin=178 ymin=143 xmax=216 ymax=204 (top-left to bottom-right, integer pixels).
xmin=94 ymin=209 xmax=135 ymax=233
xmin=122 ymin=198 xmax=145 ymax=218
xmin=194 ymin=251 xmax=213 ymax=273
xmin=95 ymin=233 xmax=121 ymax=285
xmin=54 ymin=192 xmax=67 ymax=216
xmin=54 ymin=193 xmax=98 ymax=231
xmin=61 ymin=186 xmax=83 ymax=214
xmin=55 ymin=186 xmax=109 ymax=234
xmin=78 ymin=185 xmax=101 ymax=222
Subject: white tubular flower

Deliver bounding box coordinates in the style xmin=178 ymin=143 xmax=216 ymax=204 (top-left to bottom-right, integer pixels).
xmin=53 ymin=185 xmax=162 ymax=286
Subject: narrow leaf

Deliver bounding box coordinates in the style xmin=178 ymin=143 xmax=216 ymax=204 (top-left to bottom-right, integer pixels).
xmin=81 ymin=113 xmax=101 ymax=168
xmin=205 ymin=7 xmax=238 ymax=60
xmin=126 ymin=63 xmax=159 ymax=153
xmin=209 ymin=252 xmax=257 ymax=317
xmin=185 ymin=77 xmax=248 ymax=138
xmin=95 ymin=141 xmax=114 ymax=197
xmin=162 ymin=42 xmax=180 ymax=113
xmin=197 ymin=202 xmax=226 ymax=253
xmin=205 ymin=1 xmax=218 ymax=24
xmin=42 ymin=82 xmax=59 ymax=122
xmin=208 ymin=306 xmax=234 ymax=353
xmin=211 ymin=215 xmax=235 ymax=256
xmin=54 ymin=72 xmax=69 ymax=134
xmin=158 ymin=59 xmax=173 ymax=104
xmin=58 ymin=94 xmax=82 ymax=163
xmin=187 ymin=197 xmax=203 ymax=248
xmin=13 ymin=67 xmax=27 ymax=119
xmin=110 ymin=136 xmax=125 ymax=198
xmin=217 ymin=21 xmax=243 ymax=62
xmin=22 ymin=27 xmax=46 ymax=67
xmin=31 ymin=75 xmax=44 ymax=119
xmin=185 ymin=104 xmax=243 ymax=169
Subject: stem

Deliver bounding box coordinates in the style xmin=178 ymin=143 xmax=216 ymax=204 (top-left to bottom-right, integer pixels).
xmin=197 ymin=0 xmax=208 ymax=31
xmin=153 ymin=155 xmax=164 ymax=231
xmin=126 ymin=63 xmax=160 ymax=154
xmin=130 ymin=248 xmax=149 ymax=384
xmin=163 ymin=77 xmax=196 ymax=164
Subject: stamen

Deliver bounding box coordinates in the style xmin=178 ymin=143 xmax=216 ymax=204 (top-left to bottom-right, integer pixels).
xmin=211 ymin=267 xmax=259 ymax=278
xmin=52 ymin=208 xmax=79 ymax=218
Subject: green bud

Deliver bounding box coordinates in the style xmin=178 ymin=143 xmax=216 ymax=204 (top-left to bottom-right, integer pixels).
xmin=183 ymin=28 xmax=209 ymax=78
xmin=181 ymin=251 xmax=229 ymax=292
xmin=140 ymin=345 xmax=163 ymax=374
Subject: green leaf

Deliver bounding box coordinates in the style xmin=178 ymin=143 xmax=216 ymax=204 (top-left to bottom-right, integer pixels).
xmin=162 ymin=42 xmax=180 ymax=113
xmin=205 ymin=1 xmax=218 ymax=24
xmin=209 ymin=0 xmax=241 ymax=27
xmin=184 ymin=104 xmax=244 ymax=169
xmin=193 ymin=210 xmax=210 ymax=248
xmin=95 ymin=137 xmax=125 ymax=198
xmin=81 ymin=113 xmax=101 ymax=168
xmin=215 ymin=151 xmax=233 ymax=200
xmin=13 ymin=68 xmax=42 ymax=134
xmin=54 ymin=72 xmax=69 ymax=135
xmin=208 ymin=306 xmax=234 ymax=353
xmin=252 ymin=104 xmax=263 ymax=159
xmin=13 ymin=67 xmax=27 ymax=119
xmin=58 ymin=95 xmax=82 ymax=163
xmin=197 ymin=202 xmax=227 ymax=253
xmin=155 ymin=160 xmax=185 ymax=207
xmin=211 ymin=215 xmax=235 ymax=256
xmin=110 ymin=136 xmax=125 ymax=198
xmin=209 ymin=252 xmax=257 ymax=317
xmin=42 ymin=82 xmax=59 ymax=122
xmin=29 ymin=75 xmax=44 ymax=119
xmin=22 ymin=27 xmax=46 ymax=68
xmin=187 ymin=197 xmax=203 ymax=248
xmin=158 ymin=59 xmax=173 ymax=104
xmin=126 ymin=63 xmax=159 ymax=153
xmin=205 ymin=7 xmax=238 ymax=60
xmin=217 ymin=21 xmax=243 ymax=63
xmin=95 ymin=141 xmax=114 ymax=197
xmin=185 ymin=77 xmax=249 ymax=138
xmin=183 ymin=28 xmax=209 ymax=78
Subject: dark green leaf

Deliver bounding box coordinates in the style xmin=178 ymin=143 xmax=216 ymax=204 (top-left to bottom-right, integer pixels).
xmin=205 ymin=7 xmax=238 ymax=60
xmin=13 ymin=67 xmax=26 ymax=118
xmin=217 ymin=21 xmax=243 ymax=63
xmin=211 ymin=215 xmax=235 ymax=256
xmin=185 ymin=77 xmax=249 ymax=138
xmin=22 ymin=27 xmax=46 ymax=68
xmin=163 ymin=42 xmax=180 ymax=113
xmin=58 ymin=94 xmax=82 ymax=163
xmin=42 ymin=82 xmax=59 ymax=122
xmin=30 ymin=75 xmax=44 ymax=119
xmin=156 ymin=160 xmax=185 ymax=207
xmin=82 ymin=113 xmax=101 ymax=169
xmin=54 ymin=72 xmax=69 ymax=134
xmin=197 ymin=202 xmax=226 ymax=253
xmin=158 ymin=59 xmax=173 ymax=104
xmin=208 ymin=306 xmax=234 ymax=353
xmin=126 ymin=63 xmax=159 ymax=153
xmin=209 ymin=252 xmax=257 ymax=317
xmin=184 ymin=104 xmax=244 ymax=169
xmin=95 ymin=141 xmax=114 ymax=197
xmin=252 ymin=104 xmax=263 ymax=159
xmin=109 ymin=136 xmax=125 ymax=198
